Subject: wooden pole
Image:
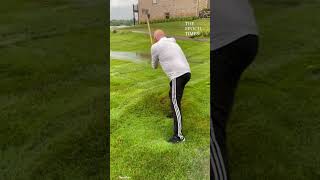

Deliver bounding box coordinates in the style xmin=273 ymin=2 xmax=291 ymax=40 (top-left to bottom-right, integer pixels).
xmin=146 ymin=14 xmax=153 ymax=45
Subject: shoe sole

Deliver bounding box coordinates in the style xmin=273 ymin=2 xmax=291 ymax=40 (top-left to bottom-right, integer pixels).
xmin=171 ymin=138 xmax=185 ymax=144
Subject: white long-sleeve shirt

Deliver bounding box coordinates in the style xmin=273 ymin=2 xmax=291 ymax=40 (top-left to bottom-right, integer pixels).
xmin=151 ymin=37 xmax=191 ymax=80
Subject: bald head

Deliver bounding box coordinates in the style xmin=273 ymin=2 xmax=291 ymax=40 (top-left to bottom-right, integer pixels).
xmin=153 ymin=29 xmax=165 ymax=43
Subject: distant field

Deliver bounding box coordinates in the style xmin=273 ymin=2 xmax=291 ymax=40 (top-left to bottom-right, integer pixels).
xmin=122 ymin=18 xmax=210 ymax=38
xmin=0 ymin=0 xmax=107 ymax=179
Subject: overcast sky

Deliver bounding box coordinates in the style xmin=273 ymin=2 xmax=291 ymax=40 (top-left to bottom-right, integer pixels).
xmin=110 ymin=0 xmax=138 ymax=20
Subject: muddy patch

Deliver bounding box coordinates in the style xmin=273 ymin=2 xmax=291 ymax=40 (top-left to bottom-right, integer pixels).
xmin=110 ymin=51 xmax=151 ymax=63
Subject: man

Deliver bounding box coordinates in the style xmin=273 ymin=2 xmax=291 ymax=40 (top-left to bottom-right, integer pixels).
xmin=210 ymin=0 xmax=259 ymax=179
xmin=151 ymin=29 xmax=191 ymax=144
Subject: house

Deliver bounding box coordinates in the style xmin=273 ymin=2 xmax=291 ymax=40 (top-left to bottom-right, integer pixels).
xmin=135 ymin=0 xmax=210 ymax=23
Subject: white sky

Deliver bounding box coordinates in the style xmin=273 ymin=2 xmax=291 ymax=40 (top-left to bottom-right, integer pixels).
xmin=110 ymin=0 xmax=138 ymax=20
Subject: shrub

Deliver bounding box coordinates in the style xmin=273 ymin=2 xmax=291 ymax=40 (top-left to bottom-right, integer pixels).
xmin=199 ymin=9 xmax=211 ymax=18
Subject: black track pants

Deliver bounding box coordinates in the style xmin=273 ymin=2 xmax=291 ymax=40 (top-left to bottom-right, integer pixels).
xmin=210 ymin=35 xmax=259 ymax=180
xmin=169 ymin=72 xmax=191 ymax=138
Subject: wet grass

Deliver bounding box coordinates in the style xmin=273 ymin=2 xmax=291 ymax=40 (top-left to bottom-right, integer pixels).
xmin=110 ymin=20 xmax=210 ymax=179
xmin=0 ymin=0 xmax=107 ymax=179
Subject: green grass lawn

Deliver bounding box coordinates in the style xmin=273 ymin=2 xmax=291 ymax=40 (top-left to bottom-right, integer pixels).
xmin=0 ymin=0 xmax=107 ymax=179
xmin=110 ymin=20 xmax=210 ymax=179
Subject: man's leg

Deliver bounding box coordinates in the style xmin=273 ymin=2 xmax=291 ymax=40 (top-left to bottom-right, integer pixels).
xmin=210 ymin=35 xmax=258 ymax=179
xmin=169 ymin=73 xmax=191 ymax=142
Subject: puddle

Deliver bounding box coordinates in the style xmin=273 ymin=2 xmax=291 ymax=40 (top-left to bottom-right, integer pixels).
xmin=110 ymin=26 xmax=131 ymax=30
xmin=110 ymin=51 xmax=151 ymax=63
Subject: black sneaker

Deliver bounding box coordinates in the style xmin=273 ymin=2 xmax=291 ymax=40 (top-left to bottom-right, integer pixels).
xmin=168 ymin=136 xmax=185 ymax=143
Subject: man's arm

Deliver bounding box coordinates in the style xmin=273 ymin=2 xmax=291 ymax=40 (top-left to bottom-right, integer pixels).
xmin=151 ymin=45 xmax=159 ymax=69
